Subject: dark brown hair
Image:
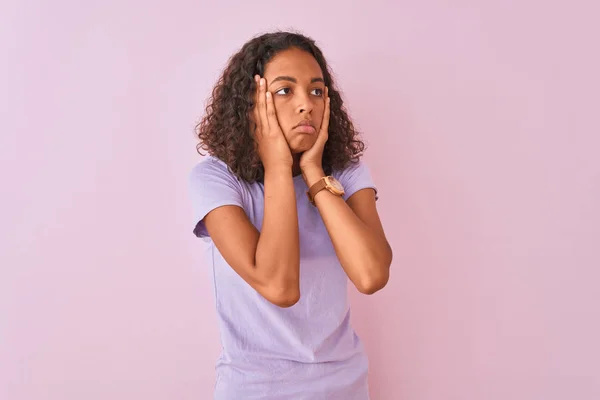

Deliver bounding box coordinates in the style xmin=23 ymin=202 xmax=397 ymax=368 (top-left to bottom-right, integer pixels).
xmin=195 ymin=31 xmax=365 ymax=182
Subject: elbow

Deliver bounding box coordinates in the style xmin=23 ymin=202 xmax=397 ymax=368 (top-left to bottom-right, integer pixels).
xmin=356 ymin=271 xmax=389 ymax=294
xmin=254 ymin=257 xmax=301 ymax=307
xmin=273 ymin=295 xmax=300 ymax=308
xmin=263 ymin=283 xmax=301 ymax=308
xmin=355 ymin=250 xmax=392 ymax=295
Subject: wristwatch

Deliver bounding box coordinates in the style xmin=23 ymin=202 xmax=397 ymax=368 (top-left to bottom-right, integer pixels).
xmin=306 ymin=176 xmax=345 ymax=205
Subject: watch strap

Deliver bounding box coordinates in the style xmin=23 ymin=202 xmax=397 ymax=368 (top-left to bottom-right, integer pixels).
xmin=307 ymin=177 xmax=328 ymax=205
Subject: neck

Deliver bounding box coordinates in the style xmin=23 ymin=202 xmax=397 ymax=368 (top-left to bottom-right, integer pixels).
xmin=292 ymin=154 xmax=302 ymax=177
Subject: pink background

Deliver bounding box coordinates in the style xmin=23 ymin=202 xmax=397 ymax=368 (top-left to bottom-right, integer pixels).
xmin=2 ymin=1 xmax=599 ymax=399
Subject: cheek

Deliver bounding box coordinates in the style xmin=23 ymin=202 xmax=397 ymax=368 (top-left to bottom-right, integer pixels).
xmin=273 ymin=102 xmax=294 ymax=129
xmin=314 ymin=103 xmax=326 ymax=126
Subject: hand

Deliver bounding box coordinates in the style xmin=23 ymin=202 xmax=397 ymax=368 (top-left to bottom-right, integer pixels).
xmin=300 ymin=87 xmax=330 ymax=178
xmin=253 ymin=75 xmax=293 ymax=171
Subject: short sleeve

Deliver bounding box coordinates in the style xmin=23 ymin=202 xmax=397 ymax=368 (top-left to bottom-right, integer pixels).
xmin=188 ymin=157 xmax=244 ymax=239
xmin=334 ymin=160 xmax=379 ymax=201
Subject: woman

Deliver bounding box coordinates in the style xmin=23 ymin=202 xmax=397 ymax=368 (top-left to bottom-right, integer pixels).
xmin=189 ymin=31 xmax=393 ymax=399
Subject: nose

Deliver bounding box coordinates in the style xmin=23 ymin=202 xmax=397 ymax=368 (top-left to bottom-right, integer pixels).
xmin=295 ymin=91 xmax=314 ymax=115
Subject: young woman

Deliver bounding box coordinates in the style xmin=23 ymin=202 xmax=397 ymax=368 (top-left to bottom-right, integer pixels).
xmin=189 ymin=31 xmax=392 ymax=399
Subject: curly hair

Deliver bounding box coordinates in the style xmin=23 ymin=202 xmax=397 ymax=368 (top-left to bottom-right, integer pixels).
xmin=195 ymin=31 xmax=365 ymax=183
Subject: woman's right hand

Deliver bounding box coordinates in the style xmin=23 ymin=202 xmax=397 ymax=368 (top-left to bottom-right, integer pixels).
xmin=253 ymin=75 xmax=293 ymax=171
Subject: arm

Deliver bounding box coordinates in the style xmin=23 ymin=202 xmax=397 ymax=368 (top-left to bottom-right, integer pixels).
xmin=298 ymin=88 xmax=391 ymax=294
xmin=303 ymin=167 xmax=392 ymax=294
xmin=204 ymin=166 xmax=300 ymax=307
xmin=203 ymin=76 xmax=300 ymax=307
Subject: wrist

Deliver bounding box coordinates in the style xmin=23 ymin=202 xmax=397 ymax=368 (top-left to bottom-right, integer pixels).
xmin=264 ymin=163 xmax=292 ymax=178
xmin=301 ymin=166 xmax=325 ymax=187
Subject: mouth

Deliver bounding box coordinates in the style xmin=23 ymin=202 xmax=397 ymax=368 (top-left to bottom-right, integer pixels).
xmin=294 ymin=120 xmax=316 ymax=134
xmin=294 ymin=120 xmax=315 ymax=128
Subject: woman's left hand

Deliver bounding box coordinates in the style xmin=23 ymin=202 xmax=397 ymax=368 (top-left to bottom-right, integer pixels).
xmin=299 ymin=87 xmax=330 ymax=175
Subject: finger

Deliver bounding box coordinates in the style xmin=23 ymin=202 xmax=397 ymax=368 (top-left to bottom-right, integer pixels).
xmin=253 ymin=75 xmax=262 ymax=137
xmin=314 ymin=96 xmax=330 ymax=148
xmin=257 ymin=78 xmax=269 ymax=130
xmin=265 ymin=90 xmax=279 ymax=131
xmin=318 ymin=89 xmax=331 ymax=139
xmin=253 ymin=106 xmax=261 ymax=138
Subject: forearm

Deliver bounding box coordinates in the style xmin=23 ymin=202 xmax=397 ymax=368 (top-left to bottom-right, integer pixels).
xmin=304 ymin=168 xmax=391 ymax=294
xmin=255 ymin=166 xmax=300 ymax=297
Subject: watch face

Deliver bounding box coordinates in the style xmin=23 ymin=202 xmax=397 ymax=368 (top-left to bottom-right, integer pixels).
xmin=326 ymin=176 xmax=345 ymax=194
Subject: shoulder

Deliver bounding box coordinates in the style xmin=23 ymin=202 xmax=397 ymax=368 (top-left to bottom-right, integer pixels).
xmin=189 ymin=156 xmax=232 ymax=180
xmin=189 ymin=156 xmax=240 ymax=187
xmin=188 ymin=156 xmax=246 ymax=237
xmin=332 ymin=159 xmax=374 ymax=185
xmin=332 ymin=159 xmax=378 ymax=201
xmin=332 ymin=159 xmax=369 ymax=177
xmin=188 ymin=156 xmax=246 ymax=204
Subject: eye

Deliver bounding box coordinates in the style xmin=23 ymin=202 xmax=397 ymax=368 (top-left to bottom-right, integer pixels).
xmin=274 ymin=87 xmax=291 ymax=95
xmin=311 ymin=88 xmax=324 ymax=96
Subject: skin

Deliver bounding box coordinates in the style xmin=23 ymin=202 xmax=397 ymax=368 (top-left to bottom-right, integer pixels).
xmin=261 ymin=47 xmax=326 ymax=175
xmin=204 ymin=47 xmax=392 ymax=307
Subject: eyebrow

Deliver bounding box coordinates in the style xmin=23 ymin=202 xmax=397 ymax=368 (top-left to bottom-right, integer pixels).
xmin=270 ymin=76 xmax=325 ymax=84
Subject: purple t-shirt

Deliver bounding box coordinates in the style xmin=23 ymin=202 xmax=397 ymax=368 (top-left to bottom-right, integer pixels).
xmin=188 ymin=156 xmax=378 ymax=399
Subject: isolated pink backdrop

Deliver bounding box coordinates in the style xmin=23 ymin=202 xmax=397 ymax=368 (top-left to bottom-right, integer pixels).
xmin=2 ymin=1 xmax=599 ymax=399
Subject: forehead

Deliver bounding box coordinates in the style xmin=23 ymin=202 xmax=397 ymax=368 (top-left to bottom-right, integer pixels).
xmin=264 ymin=47 xmax=323 ymax=80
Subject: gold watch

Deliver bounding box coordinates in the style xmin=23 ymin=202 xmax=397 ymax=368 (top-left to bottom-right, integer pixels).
xmin=306 ymin=176 xmax=345 ymax=205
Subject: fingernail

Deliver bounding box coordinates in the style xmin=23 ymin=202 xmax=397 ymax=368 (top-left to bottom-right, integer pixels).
xmin=266 ymin=91 xmax=271 ymax=98
xmin=255 ymin=75 xmax=259 ymax=82
xmin=260 ymin=78 xmax=265 ymax=86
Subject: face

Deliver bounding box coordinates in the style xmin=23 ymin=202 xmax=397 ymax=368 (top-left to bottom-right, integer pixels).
xmin=262 ymin=47 xmax=326 ymax=154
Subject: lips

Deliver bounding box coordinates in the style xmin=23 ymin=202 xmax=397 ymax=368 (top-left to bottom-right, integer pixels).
xmin=295 ymin=120 xmax=315 ymax=129
xmin=294 ymin=120 xmax=316 ymax=134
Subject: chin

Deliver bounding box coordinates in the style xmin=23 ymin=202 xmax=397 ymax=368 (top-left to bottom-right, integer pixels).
xmin=288 ymin=136 xmax=317 ymax=154
xmin=290 ymin=145 xmax=313 ymax=155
